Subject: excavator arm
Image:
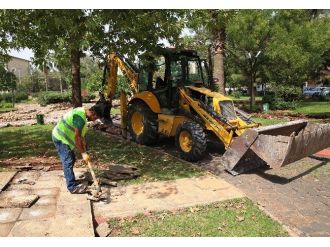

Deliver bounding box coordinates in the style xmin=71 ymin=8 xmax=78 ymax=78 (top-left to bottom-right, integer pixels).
xmin=99 ymin=52 xmax=140 ymax=137
xmin=103 ymin=52 xmax=139 ymax=100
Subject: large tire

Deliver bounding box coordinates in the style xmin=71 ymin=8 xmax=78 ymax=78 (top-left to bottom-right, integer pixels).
xmin=175 ymin=121 xmax=207 ymax=162
xmin=128 ymin=101 xmax=158 ymax=145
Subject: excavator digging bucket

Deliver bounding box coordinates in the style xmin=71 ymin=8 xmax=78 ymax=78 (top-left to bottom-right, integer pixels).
xmin=221 ymin=120 xmax=330 ymax=175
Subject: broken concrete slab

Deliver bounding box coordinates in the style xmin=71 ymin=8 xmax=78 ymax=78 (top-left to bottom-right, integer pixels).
xmin=95 ymin=222 xmax=111 ymax=237
xmin=0 ymin=194 xmax=39 ymax=208
xmin=0 ymin=171 xmax=17 ymax=192
xmin=0 ymin=208 xmax=22 ymax=223
xmin=19 ymin=205 xmax=56 ymax=221
xmin=12 ymin=171 xmax=41 ymax=183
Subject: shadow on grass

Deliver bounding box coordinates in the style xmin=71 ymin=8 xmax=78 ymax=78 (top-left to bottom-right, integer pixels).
xmin=0 ymin=125 xmax=56 ymax=159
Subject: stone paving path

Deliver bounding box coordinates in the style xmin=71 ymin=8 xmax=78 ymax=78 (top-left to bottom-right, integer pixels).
xmin=93 ymin=175 xmax=244 ymax=224
xmin=218 ymin=156 xmax=330 ymax=237
xmin=0 ymin=169 xmax=94 ymax=237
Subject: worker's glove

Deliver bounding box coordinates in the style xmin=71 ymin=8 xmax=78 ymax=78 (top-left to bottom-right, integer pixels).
xmin=81 ymin=152 xmax=91 ymax=163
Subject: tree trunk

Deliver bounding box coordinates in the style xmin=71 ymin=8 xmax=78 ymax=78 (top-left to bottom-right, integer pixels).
xmin=212 ymin=28 xmax=226 ymax=95
xmin=207 ymin=45 xmax=214 ymax=90
xmin=59 ymin=72 xmax=63 ymax=93
xmin=249 ymin=71 xmax=256 ymax=110
xmin=44 ymin=65 xmax=49 ymax=92
xmin=71 ymin=48 xmax=82 ymax=107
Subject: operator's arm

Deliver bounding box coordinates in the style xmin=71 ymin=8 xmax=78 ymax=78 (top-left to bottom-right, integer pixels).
xmin=74 ymin=128 xmax=86 ymax=154
xmin=72 ymin=114 xmax=87 ymax=154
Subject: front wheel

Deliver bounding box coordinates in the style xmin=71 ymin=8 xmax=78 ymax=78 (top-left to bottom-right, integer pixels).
xmin=175 ymin=121 xmax=207 ymax=162
xmin=127 ymin=101 xmax=158 ymax=145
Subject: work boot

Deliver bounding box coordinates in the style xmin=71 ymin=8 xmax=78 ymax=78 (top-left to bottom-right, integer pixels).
xmin=71 ymin=183 xmax=88 ymax=194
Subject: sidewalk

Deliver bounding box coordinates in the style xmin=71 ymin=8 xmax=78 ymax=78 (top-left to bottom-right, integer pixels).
xmin=0 ymin=169 xmax=94 ymax=237
xmin=93 ymin=175 xmax=245 ymax=224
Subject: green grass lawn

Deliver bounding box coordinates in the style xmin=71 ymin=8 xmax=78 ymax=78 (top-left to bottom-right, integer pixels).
xmin=108 ymin=198 xmax=288 ymax=237
xmin=0 ymin=124 xmax=204 ymax=183
xmin=230 ymin=96 xmax=262 ymax=102
xmin=293 ymin=101 xmax=330 ymax=118
xmin=252 ymin=117 xmax=288 ymax=126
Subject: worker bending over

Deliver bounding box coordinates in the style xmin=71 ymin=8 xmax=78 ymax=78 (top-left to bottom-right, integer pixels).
xmin=52 ymin=105 xmax=102 ymax=194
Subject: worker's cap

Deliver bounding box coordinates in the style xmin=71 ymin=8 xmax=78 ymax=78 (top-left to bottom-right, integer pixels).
xmin=89 ymin=104 xmax=103 ymax=119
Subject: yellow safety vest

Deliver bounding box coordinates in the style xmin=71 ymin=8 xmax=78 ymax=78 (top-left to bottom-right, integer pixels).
xmin=52 ymin=107 xmax=87 ymax=150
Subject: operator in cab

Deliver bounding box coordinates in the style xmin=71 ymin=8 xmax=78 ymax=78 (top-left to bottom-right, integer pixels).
xmin=52 ymin=104 xmax=103 ymax=194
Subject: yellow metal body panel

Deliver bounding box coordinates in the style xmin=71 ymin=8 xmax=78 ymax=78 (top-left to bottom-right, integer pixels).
xmin=186 ymin=86 xmax=233 ymax=101
xmin=179 ymin=88 xmax=234 ymax=148
xmin=186 ymin=86 xmax=259 ymax=138
xmin=131 ymin=91 xmax=161 ymax=113
xmin=158 ymin=114 xmax=187 ymax=137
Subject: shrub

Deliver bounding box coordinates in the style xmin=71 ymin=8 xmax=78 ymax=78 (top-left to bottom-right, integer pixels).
xmin=232 ymin=91 xmax=243 ymax=99
xmin=15 ymin=92 xmax=29 ymax=102
xmin=37 ymin=91 xmax=71 ymax=106
xmin=0 ymin=92 xmax=28 ymax=103
xmin=262 ymin=84 xmax=300 ymax=110
xmin=0 ymin=101 xmax=13 ymax=109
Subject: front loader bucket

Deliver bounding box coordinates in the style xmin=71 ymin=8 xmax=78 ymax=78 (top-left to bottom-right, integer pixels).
xmin=221 ymin=120 xmax=330 ymax=175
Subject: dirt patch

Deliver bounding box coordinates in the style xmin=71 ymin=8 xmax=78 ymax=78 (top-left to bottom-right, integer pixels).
xmin=0 ymin=102 xmax=95 ymax=128
xmin=0 ymin=156 xmax=63 ymax=171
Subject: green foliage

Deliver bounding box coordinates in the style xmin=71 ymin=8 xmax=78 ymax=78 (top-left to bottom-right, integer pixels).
xmin=37 ymin=90 xmax=95 ymax=106
xmin=0 ymin=92 xmax=28 ymax=103
xmin=0 ymin=66 xmax=17 ymax=91
xmin=266 ymin=10 xmax=330 ymax=85
xmin=262 ymin=83 xmax=301 ymax=110
xmin=81 ymin=56 xmax=103 ymax=93
xmin=232 ymin=91 xmax=243 ymax=99
xmin=37 ymin=91 xmax=71 ymax=106
xmin=0 ymin=102 xmax=13 ymax=109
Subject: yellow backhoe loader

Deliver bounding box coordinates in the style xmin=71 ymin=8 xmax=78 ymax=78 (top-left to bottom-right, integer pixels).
xmin=98 ymin=48 xmax=330 ymax=175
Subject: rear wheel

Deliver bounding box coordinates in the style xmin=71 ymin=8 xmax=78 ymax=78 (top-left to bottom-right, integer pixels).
xmin=175 ymin=121 xmax=207 ymax=161
xmin=128 ymin=101 xmax=158 ymax=145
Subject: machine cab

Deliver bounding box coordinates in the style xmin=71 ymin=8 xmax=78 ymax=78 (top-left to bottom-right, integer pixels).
xmin=138 ymin=48 xmax=211 ymax=109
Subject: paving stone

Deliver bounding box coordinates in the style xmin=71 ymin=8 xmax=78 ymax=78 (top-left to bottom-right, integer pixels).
xmin=56 ymin=203 xmax=91 ymax=216
xmin=0 ymin=194 xmax=39 ymax=208
xmin=57 ymin=190 xmax=89 ymax=205
xmin=32 ymin=187 xmax=60 ymax=197
xmin=33 ymin=180 xmax=62 ymax=189
xmin=19 ymin=205 xmax=56 ymax=221
xmin=0 ymin=172 xmax=17 ymax=191
xmin=8 ymin=218 xmax=53 ymax=237
xmin=12 ymin=171 xmax=40 ymax=184
xmin=192 ymin=176 xmax=237 ymax=190
xmin=48 ymin=215 xmax=93 ymax=237
xmin=0 ymin=208 xmax=22 ymax=223
xmin=300 ymin=221 xmax=330 ymax=237
xmin=34 ymin=196 xmax=57 ymax=207
xmin=92 ymin=175 xmax=244 ymax=219
xmin=0 ymin=222 xmax=15 ymax=237
xmin=219 ymin=160 xmax=330 ymax=237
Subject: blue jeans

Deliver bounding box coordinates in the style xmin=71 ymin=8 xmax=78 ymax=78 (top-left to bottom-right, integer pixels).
xmin=52 ymin=135 xmax=76 ymax=192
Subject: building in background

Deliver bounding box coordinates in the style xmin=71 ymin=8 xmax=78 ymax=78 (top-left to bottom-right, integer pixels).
xmin=6 ymin=56 xmax=32 ymax=83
